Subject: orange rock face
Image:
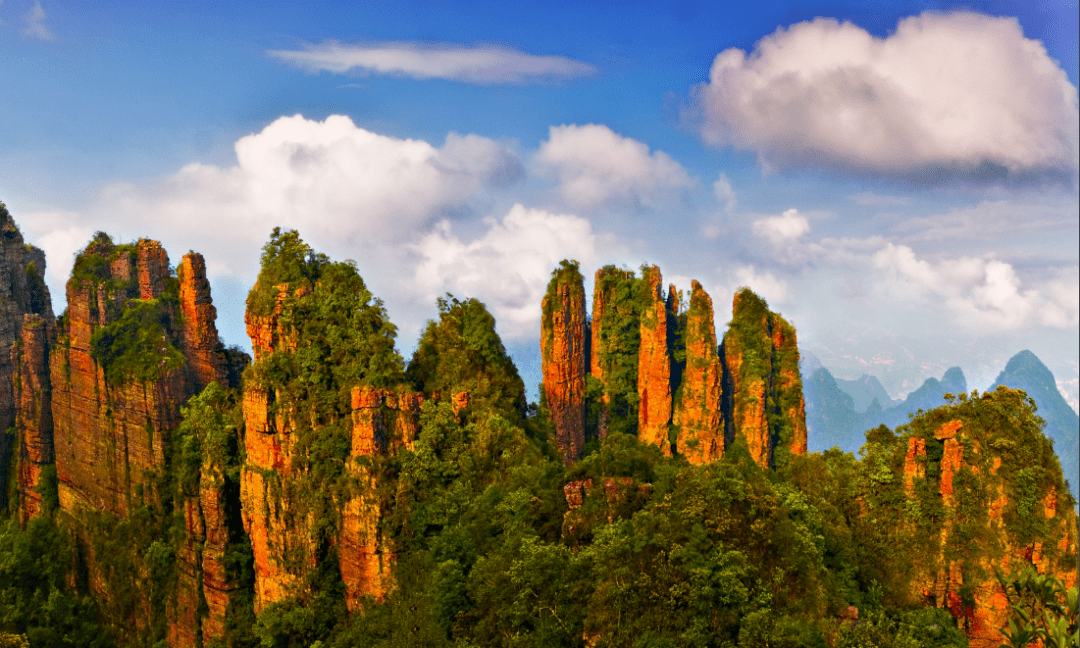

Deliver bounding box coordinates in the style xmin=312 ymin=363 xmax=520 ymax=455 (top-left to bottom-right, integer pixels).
xmin=637 ymin=267 xmax=672 ymax=455
xmin=12 ymin=314 xmax=56 ymax=523
xmin=178 ymin=253 xmax=229 ymax=392
xmin=673 ymin=281 xmax=723 ymax=464
xmin=50 ymin=241 xmax=188 ymax=517
xmin=721 ymin=289 xmax=807 ymax=468
xmin=903 ymin=437 xmax=926 ymax=497
xmin=541 ymin=265 xmax=588 ymax=463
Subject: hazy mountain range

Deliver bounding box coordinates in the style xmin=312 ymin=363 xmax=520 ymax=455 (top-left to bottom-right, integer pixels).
xmin=803 ymin=349 xmax=1080 ymax=501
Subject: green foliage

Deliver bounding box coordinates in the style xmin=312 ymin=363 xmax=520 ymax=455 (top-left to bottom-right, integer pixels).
xmin=22 ymin=263 xmax=49 ymax=316
xmin=0 ymin=517 xmax=113 ymax=648
xmin=90 ymin=297 xmax=184 ymax=385
xmin=996 ymin=566 xmax=1079 ymax=648
xmin=592 ymin=266 xmax=643 ymax=437
xmin=407 ymin=295 xmax=526 ymax=422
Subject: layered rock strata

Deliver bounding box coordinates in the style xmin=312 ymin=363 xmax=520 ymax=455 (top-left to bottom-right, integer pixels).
xmin=178 ymin=252 xmax=229 ymax=392
xmin=0 ymin=207 xmax=54 ymax=514
xmin=12 ymin=313 xmax=56 ymax=522
xmin=50 ymin=237 xmax=186 ymax=517
xmin=672 ymin=281 xmax=723 ymax=465
xmin=636 ymin=266 xmax=672 ymax=455
xmin=541 ymin=262 xmax=588 ymax=463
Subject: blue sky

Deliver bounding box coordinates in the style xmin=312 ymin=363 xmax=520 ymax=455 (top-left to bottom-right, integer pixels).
xmin=2 ymin=0 xmax=1078 ymax=409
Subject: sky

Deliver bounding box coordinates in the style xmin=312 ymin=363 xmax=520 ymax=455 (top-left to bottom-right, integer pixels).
xmin=2 ymin=0 xmax=1078 ymax=411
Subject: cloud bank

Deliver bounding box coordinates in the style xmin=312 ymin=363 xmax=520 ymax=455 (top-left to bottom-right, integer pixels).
xmin=690 ymin=12 xmax=1080 ymax=182
xmin=269 ymin=41 xmax=597 ymax=84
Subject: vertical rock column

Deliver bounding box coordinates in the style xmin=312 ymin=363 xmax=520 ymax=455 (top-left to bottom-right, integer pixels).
xmin=721 ymin=288 xmax=807 ymax=468
xmin=673 ymin=281 xmax=723 ymax=464
xmin=178 ymin=252 xmax=228 ymax=392
xmin=541 ymin=262 xmax=587 ymax=464
xmin=636 ymin=266 xmax=672 ymax=455
xmin=339 ymin=386 xmax=395 ymax=611
xmin=13 ymin=313 xmax=56 ymax=522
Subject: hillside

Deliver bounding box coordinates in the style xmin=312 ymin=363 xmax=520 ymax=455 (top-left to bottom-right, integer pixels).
xmin=0 ymin=211 xmax=1075 ymax=648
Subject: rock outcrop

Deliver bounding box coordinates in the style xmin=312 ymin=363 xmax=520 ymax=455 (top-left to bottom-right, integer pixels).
xmin=178 ymin=252 xmax=229 ymax=393
xmin=672 ymin=281 xmax=723 ymax=465
xmin=0 ymin=206 xmax=54 ymax=516
xmin=721 ymin=288 xmax=807 ymax=468
xmin=636 ymin=266 xmax=672 ymax=455
xmin=541 ymin=261 xmax=588 ymax=463
xmin=241 ymin=272 xmax=418 ymax=614
xmin=51 ymin=238 xmax=186 ymax=517
xmin=590 ymin=266 xmax=640 ymax=440
xmin=897 ymin=396 xmax=1080 ymax=648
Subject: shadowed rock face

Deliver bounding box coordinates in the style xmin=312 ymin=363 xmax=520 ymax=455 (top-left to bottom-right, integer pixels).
xmin=541 ymin=262 xmax=588 ymax=463
xmin=636 ymin=266 xmax=671 ymax=455
xmin=0 ymin=208 xmax=54 ymax=516
xmin=673 ymin=281 xmax=723 ymax=465
xmin=721 ymin=288 xmax=807 ymax=469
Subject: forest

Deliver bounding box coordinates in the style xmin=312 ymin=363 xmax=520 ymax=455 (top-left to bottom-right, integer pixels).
xmin=0 ymin=212 xmax=1075 ymax=648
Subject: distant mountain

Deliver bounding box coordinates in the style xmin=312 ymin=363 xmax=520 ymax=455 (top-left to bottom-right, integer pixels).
xmin=835 ymin=374 xmax=901 ymax=412
xmin=803 ymin=350 xmax=1079 ymax=502
xmin=804 ymin=363 xmax=966 ymax=454
xmin=990 ymin=350 xmax=1079 ymax=501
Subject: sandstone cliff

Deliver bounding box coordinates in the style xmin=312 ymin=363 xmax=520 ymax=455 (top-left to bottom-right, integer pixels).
xmin=541 ymin=261 xmax=588 ymax=463
xmin=0 ymin=205 xmax=54 ymax=516
xmin=590 ymin=266 xmax=640 ymax=439
xmin=672 ymin=281 xmax=723 ymax=465
xmin=636 ymin=266 xmax=672 ymax=455
xmin=721 ymin=288 xmax=807 ymax=468
xmin=895 ymin=393 xmax=1079 ymax=648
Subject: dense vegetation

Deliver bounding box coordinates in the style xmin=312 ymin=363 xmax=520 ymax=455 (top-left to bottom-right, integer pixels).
xmin=0 ymin=234 xmax=1075 ymax=648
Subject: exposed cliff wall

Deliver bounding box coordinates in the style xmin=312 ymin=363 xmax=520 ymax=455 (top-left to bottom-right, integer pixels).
xmin=672 ymin=281 xmax=723 ymax=465
xmin=636 ymin=266 xmax=671 ymax=455
xmin=239 ymin=229 xmax=409 ymax=614
xmin=0 ymin=205 xmax=54 ymax=515
xmin=541 ymin=261 xmax=588 ymax=463
xmin=12 ymin=313 xmax=56 ymax=523
xmin=178 ymin=252 xmax=229 ymax=393
xmin=721 ymin=288 xmax=807 ymax=468
xmin=50 ymin=237 xmax=187 ymax=517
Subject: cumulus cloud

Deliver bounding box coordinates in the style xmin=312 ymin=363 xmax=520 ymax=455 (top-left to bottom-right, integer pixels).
xmin=713 ymin=173 xmax=737 ymax=213
xmin=872 ymin=243 xmax=1078 ymax=328
xmin=269 ymin=41 xmax=596 ymax=84
xmin=536 ymin=124 xmax=693 ymax=209
xmin=412 ymin=204 xmax=596 ymax=339
xmin=89 ymin=114 xmax=520 ymax=266
xmin=734 ymin=266 xmax=789 ymax=303
xmin=753 ymin=208 xmax=810 ymax=245
xmin=690 ymin=12 xmax=1079 ymax=181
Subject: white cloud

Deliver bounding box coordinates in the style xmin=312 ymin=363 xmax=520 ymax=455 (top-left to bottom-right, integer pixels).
xmin=269 ymin=41 xmax=596 ymax=84
xmin=86 ymin=114 xmax=520 ymax=268
xmin=412 ymin=204 xmax=596 ymax=339
xmin=734 ymin=266 xmax=789 ymax=303
xmin=753 ymin=208 xmax=810 ymax=244
xmin=713 ymin=173 xmax=737 ymax=213
xmin=872 ymin=243 xmax=1078 ymax=329
xmin=22 ymin=0 xmax=53 ymax=41
xmin=690 ymin=12 xmax=1079 ymax=181
xmin=535 ymin=124 xmax=693 ymax=209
